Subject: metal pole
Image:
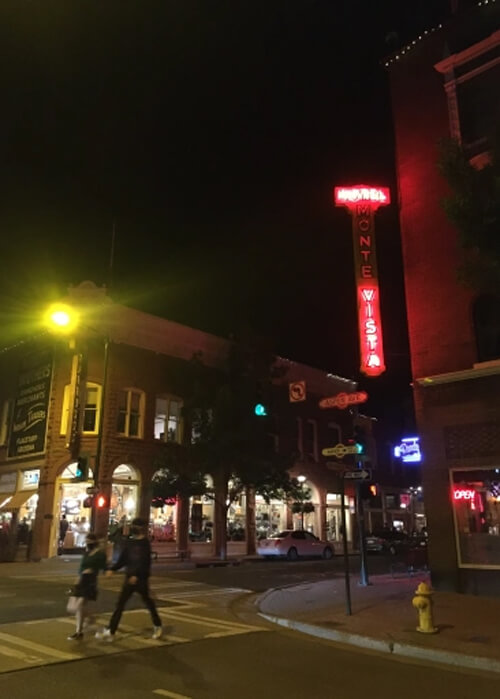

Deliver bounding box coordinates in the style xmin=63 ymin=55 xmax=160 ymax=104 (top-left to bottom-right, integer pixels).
xmin=340 ymin=474 xmax=352 ymax=615
xmin=91 ymin=336 xmax=109 ymax=531
xmin=356 ymin=478 xmax=370 ymax=586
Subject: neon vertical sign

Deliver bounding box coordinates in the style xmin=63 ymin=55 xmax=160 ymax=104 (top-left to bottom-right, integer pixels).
xmin=334 ymin=185 xmax=390 ymax=377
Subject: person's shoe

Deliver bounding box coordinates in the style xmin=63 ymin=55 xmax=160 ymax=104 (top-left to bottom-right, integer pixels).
xmin=95 ymin=628 xmax=114 ymax=642
xmin=67 ymin=632 xmax=83 ymax=641
xmin=152 ymin=626 xmax=162 ymax=640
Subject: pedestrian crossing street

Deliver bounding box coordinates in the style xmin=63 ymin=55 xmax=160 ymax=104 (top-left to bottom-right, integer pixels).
xmin=0 ymin=577 xmax=266 ymax=675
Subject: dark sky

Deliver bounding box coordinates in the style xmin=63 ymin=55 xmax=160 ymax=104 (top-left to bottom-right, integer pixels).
xmin=0 ymin=1 xmax=453 ymax=440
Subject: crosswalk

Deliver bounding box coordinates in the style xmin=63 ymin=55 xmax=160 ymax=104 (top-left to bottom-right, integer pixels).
xmin=0 ymin=578 xmax=265 ymax=675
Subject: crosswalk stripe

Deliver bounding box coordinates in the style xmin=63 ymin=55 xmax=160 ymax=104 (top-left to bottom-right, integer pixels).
xmin=0 ymin=644 xmax=42 ymax=663
xmin=0 ymin=632 xmax=80 ymax=661
xmin=157 ymin=609 xmax=263 ymax=633
xmin=153 ymin=689 xmax=192 ymax=699
xmin=57 ymin=616 xmax=190 ymax=645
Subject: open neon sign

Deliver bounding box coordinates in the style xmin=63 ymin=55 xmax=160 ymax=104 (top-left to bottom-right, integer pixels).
xmin=453 ymin=488 xmax=475 ymax=501
xmin=335 ymin=184 xmax=389 ymax=377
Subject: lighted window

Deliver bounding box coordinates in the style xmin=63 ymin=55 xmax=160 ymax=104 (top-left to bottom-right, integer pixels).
xmin=154 ymin=396 xmax=183 ymax=443
xmin=0 ymin=399 xmax=11 ymax=446
xmin=452 ymin=468 xmax=500 ymax=569
xmin=60 ymin=383 xmax=102 ymax=436
xmin=117 ymin=389 xmax=145 ymax=438
xmin=305 ymin=419 xmax=318 ymax=462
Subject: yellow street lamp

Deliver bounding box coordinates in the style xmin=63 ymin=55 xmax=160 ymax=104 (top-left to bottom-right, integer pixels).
xmin=44 ymin=303 xmax=79 ymax=335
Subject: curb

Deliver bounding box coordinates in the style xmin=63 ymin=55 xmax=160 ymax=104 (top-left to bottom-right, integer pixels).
xmin=259 ymin=613 xmax=500 ymax=675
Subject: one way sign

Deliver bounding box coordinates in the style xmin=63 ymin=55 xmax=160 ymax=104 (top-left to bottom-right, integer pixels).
xmin=343 ymin=469 xmax=372 ymax=480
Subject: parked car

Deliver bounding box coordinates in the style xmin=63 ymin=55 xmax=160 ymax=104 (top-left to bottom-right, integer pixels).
xmin=257 ymin=530 xmax=334 ymax=560
xmin=365 ymin=529 xmax=413 ymax=555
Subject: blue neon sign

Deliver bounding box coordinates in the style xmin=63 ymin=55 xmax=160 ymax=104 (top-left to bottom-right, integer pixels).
xmin=394 ymin=436 xmax=422 ymax=463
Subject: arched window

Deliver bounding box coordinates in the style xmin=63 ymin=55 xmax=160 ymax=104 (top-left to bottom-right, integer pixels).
xmin=473 ymin=295 xmax=500 ymax=363
xmin=112 ymin=464 xmax=139 ymax=482
xmin=61 ymin=462 xmax=94 ymax=480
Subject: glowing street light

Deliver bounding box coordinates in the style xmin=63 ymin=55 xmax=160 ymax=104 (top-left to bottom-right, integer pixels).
xmin=44 ymin=303 xmax=79 ymax=335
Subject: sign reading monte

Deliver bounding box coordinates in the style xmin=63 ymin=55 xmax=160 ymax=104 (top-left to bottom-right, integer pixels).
xmin=334 ymin=185 xmax=390 ymax=377
xmin=8 ymin=350 xmax=53 ymax=458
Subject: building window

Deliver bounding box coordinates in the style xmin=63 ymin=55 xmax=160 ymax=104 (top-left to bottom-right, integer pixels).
xmin=327 ymin=421 xmax=341 ymax=447
xmin=0 ymin=400 xmax=11 ymax=446
xmin=305 ymin=419 xmax=318 ymax=462
xmin=154 ymin=397 xmax=183 ymax=443
xmin=117 ymin=389 xmax=144 ymax=438
xmin=60 ymin=383 xmax=102 ymax=436
xmin=452 ymin=468 xmax=500 ymax=569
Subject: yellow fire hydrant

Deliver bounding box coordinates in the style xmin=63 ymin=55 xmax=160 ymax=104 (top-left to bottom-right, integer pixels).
xmin=412 ymin=582 xmax=438 ymax=634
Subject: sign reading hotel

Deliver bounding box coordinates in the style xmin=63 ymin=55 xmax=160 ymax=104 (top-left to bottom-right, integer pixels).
xmin=8 ymin=350 xmax=53 ymax=458
xmin=334 ymin=185 xmax=389 ymax=377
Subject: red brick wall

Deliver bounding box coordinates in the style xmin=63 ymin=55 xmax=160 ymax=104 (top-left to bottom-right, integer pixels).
xmin=389 ymin=34 xmax=477 ymax=381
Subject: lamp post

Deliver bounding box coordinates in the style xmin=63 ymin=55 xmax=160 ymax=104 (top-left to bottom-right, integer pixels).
xmin=297 ymin=475 xmax=306 ymax=530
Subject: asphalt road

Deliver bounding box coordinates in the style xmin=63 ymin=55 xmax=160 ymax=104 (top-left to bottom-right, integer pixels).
xmin=0 ymin=558 xmax=497 ymax=698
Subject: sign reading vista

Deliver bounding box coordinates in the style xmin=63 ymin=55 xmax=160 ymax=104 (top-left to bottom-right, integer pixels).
xmin=8 ymin=350 xmax=53 ymax=459
xmin=334 ymin=184 xmax=389 ymax=377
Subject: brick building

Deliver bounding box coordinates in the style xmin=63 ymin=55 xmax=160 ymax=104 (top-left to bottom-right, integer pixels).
xmin=387 ymin=1 xmax=500 ymax=593
xmin=0 ymin=281 xmax=372 ymax=561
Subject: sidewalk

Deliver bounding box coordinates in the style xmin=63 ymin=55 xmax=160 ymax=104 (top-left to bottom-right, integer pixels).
xmin=258 ymin=572 xmax=500 ymax=675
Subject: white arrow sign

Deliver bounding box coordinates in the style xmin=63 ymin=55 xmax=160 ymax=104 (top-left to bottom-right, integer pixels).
xmin=343 ymin=469 xmax=371 ymax=480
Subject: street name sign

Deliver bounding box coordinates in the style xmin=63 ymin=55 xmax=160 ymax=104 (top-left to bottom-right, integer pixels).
xmin=319 ymin=391 xmax=368 ymax=410
xmin=343 ymin=469 xmax=372 ymax=481
xmin=322 ymin=443 xmax=359 ymax=458
xmin=86 ymin=486 xmax=99 ymax=495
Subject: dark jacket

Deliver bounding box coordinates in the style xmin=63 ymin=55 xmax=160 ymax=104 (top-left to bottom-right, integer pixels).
xmin=110 ymin=536 xmax=152 ymax=580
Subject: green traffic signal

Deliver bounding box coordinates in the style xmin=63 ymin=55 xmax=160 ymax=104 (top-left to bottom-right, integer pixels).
xmin=254 ymin=403 xmax=268 ymax=417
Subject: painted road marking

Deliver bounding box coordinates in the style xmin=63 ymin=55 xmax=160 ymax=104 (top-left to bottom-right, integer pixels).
xmin=57 ymin=617 xmax=190 ymax=645
xmin=153 ymin=689 xmax=192 ymax=699
xmin=157 ymin=609 xmax=264 ymax=633
xmin=0 ymin=644 xmax=42 ymax=663
xmin=0 ymin=632 xmax=80 ymax=661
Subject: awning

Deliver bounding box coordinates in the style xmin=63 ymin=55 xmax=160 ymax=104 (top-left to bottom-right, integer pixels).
xmin=0 ymin=490 xmax=34 ymax=512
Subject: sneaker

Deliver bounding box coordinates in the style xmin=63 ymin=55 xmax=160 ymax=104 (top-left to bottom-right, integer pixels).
xmin=95 ymin=628 xmax=114 ymax=642
xmin=67 ymin=632 xmax=83 ymax=641
xmin=152 ymin=626 xmax=162 ymax=640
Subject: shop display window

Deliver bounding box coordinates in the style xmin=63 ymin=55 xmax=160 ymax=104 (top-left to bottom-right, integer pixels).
xmin=452 ymin=468 xmax=500 ymax=568
xmin=256 ymin=497 xmax=286 ymax=540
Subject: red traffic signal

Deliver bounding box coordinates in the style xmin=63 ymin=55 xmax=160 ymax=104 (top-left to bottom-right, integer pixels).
xmin=96 ymin=494 xmax=109 ymax=509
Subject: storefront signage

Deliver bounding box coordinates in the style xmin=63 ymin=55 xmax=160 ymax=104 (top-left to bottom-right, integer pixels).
xmin=394 ymin=436 xmax=422 ymax=464
xmin=335 ymin=184 xmax=389 ymax=377
xmin=319 ymin=391 xmax=368 ymax=410
xmin=8 ymin=349 xmax=53 ymax=459
xmin=22 ymin=469 xmax=40 ymax=490
xmin=453 ymin=488 xmax=475 ymax=501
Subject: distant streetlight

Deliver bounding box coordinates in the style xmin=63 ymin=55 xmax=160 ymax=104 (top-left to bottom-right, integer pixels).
xmin=297 ymin=475 xmax=306 ymax=529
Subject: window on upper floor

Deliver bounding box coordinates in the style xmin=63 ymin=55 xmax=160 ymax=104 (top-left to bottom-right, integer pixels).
xmin=473 ymin=294 xmax=500 ymax=363
xmin=305 ymin=419 xmax=318 ymax=462
xmin=295 ymin=417 xmax=304 ymax=458
xmin=60 ymin=383 xmax=102 ymax=436
xmin=0 ymin=399 xmax=12 ymax=446
xmin=117 ymin=389 xmax=145 ymax=438
xmin=154 ymin=396 xmax=183 ymax=443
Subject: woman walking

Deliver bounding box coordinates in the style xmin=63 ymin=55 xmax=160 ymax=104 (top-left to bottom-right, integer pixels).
xmin=67 ymin=533 xmax=107 ymax=640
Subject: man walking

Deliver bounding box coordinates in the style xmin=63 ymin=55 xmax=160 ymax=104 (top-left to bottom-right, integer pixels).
xmin=96 ymin=518 xmax=162 ymax=641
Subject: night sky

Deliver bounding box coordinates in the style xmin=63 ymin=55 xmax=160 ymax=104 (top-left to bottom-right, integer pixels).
xmin=0 ymin=1 xmax=453 ymax=445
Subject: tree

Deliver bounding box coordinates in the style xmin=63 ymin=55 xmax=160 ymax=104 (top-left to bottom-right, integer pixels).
xmin=154 ymin=337 xmax=300 ymax=558
xmin=438 ymin=136 xmax=500 ymax=292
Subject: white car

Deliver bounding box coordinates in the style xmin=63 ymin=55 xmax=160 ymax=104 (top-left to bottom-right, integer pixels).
xmin=257 ymin=530 xmax=334 ymax=561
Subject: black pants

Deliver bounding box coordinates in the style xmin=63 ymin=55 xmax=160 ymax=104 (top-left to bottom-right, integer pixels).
xmin=108 ymin=578 xmax=161 ymax=634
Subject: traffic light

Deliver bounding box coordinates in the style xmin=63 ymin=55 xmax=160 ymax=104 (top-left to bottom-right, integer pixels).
xmin=73 ymin=456 xmax=89 ymax=482
xmin=353 ymin=425 xmax=367 ymax=455
xmin=254 ymin=403 xmax=268 ymax=417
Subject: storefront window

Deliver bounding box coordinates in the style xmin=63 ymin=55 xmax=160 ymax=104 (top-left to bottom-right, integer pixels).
xmin=189 ymin=475 xmax=214 ymax=542
xmin=256 ymin=496 xmax=286 ymax=539
xmin=227 ymin=486 xmax=246 ymax=541
xmin=59 ymin=463 xmax=94 ymax=549
xmin=452 ymin=468 xmax=500 ymax=568
xmin=110 ymin=464 xmax=140 ymax=525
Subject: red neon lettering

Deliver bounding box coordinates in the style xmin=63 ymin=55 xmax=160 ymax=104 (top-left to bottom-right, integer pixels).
xmin=334 ymin=185 xmax=391 ymax=207
xmin=360 ymin=235 xmax=371 ymax=248
xmin=361 ymin=266 xmax=373 ymax=278
xmin=358 ymin=285 xmax=385 ymax=376
xmin=361 ymin=289 xmax=374 ymax=301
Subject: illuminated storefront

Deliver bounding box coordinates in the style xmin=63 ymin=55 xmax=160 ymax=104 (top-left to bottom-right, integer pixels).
xmin=110 ymin=464 xmax=140 ymax=525
xmin=452 ymin=468 xmax=500 ymax=568
xmin=56 ymin=462 xmax=93 ymax=551
xmin=255 ymin=495 xmax=287 ymax=539
xmin=326 ymin=492 xmax=353 ymax=543
xmin=0 ymin=468 xmax=40 ymax=527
